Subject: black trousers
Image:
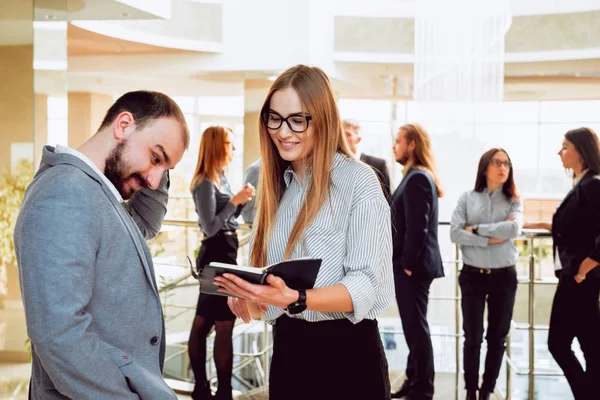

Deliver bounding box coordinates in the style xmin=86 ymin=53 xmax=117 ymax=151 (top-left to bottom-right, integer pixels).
xmin=394 ymin=271 xmax=435 ymax=400
xmin=269 ymin=316 xmax=391 ymax=400
xmin=459 ymin=265 xmax=517 ymax=391
xmin=548 ymin=274 xmax=600 ymax=400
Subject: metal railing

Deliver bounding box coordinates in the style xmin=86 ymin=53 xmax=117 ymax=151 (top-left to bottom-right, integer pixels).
xmin=156 ymin=219 xmax=562 ymax=400
xmin=156 ymin=221 xmax=274 ymax=397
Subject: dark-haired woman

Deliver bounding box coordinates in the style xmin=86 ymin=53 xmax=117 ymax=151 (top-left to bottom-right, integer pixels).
xmin=450 ymin=148 xmax=523 ymax=400
xmin=525 ymin=127 xmax=600 ymax=400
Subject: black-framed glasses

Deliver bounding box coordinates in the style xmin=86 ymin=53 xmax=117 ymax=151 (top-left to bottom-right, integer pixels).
xmin=263 ymin=110 xmax=312 ymax=133
xmin=489 ymin=159 xmax=512 ymax=168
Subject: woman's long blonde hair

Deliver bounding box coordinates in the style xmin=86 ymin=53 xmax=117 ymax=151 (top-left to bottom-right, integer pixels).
xmin=189 ymin=125 xmax=232 ymax=190
xmin=400 ymin=123 xmax=444 ymax=198
xmin=250 ymin=65 xmax=353 ymax=267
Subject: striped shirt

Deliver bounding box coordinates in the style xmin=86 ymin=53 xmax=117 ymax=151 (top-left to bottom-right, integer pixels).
xmin=252 ymin=153 xmax=394 ymax=324
xmin=450 ymin=189 xmax=523 ymax=268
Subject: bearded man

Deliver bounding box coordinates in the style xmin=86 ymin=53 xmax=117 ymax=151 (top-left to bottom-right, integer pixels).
xmin=14 ymin=91 xmax=189 ymax=399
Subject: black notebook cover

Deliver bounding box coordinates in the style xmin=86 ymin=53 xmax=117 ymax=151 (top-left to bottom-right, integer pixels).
xmin=195 ymin=258 xmax=322 ymax=297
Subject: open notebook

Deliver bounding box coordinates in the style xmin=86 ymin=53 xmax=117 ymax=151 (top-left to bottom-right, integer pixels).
xmin=192 ymin=258 xmax=322 ymax=297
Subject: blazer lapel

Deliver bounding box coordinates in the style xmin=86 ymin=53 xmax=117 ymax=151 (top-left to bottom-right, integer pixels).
xmin=112 ymin=199 xmax=160 ymax=296
xmin=49 ymin=150 xmax=159 ymax=296
xmin=556 ymin=171 xmax=595 ymax=214
xmin=392 ymin=168 xmax=413 ymax=201
xmin=96 ymin=180 xmax=160 ymax=296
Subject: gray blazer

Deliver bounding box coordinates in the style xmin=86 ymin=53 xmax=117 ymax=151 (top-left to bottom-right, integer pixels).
xmin=240 ymin=158 xmax=261 ymax=224
xmin=14 ymin=146 xmax=177 ymax=400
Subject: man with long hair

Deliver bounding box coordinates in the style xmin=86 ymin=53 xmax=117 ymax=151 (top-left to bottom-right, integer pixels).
xmin=391 ymin=123 xmax=444 ymax=400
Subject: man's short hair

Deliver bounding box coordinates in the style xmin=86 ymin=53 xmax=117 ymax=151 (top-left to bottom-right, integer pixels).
xmin=342 ymin=119 xmax=361 ymax=132
xmin=99 ymin=90 xmax=190 ymax=149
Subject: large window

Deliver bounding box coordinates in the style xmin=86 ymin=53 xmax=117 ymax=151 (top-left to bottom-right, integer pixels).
xmin=339 ymin=99 xmax=600 ymax=221
xmin=170 ymin=96 xmax=245 ymax=197
xmin=47 ymin=96 xmax=68 ymax=146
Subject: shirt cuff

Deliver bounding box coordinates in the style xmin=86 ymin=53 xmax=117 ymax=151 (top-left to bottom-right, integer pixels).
xmin=339 ymin=276 xmax=376 ymax=324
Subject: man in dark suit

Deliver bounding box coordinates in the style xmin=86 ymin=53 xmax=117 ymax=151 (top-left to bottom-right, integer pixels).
xmin=390 ymin=123 xmax=445 ymax=400
xmin=343 ymin=120 xmax=391 ymax=201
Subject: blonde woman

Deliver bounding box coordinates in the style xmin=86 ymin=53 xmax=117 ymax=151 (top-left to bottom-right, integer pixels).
xmin=188 ymin=126 xmax=255 ymax=400
xmin=214 ymin=65 xmax=394 ymax=400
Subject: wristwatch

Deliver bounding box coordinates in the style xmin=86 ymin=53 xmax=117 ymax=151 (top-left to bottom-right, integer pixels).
xmin=472 ymin=224 xmax=479 ymax=235
xmin=286 ymin=289 xmax=307 ymax=315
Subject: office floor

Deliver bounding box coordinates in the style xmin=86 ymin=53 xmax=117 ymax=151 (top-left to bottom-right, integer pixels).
xmin=0 ymin=304 xmax=503 ymax=400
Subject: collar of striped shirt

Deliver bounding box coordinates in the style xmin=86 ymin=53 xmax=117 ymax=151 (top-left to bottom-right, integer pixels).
xmin=283 ymin=153 xmax=346 ymax=187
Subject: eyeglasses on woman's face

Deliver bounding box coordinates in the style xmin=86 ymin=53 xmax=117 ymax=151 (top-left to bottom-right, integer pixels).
xmin=489 ymin=158 xmax=512 ymax=169
xmin=263 ymin=110 xmax=312 ymax=133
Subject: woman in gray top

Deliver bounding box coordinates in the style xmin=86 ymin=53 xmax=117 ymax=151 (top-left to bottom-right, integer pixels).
xmin=450 ymin=148 xmax=523 ymax=400
xmin=188 ymin=125 xmax=255 ymax=400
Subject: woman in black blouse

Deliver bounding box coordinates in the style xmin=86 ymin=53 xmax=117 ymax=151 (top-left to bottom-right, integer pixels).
xmin=525 ymin=127 xmax=600 ymax=400
xmin=188 ymin=126 xmax=255 ymax=400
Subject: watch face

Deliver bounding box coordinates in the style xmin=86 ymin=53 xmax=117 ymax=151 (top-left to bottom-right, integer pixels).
xmin=287 ymin=302 xmax=307 ymax=315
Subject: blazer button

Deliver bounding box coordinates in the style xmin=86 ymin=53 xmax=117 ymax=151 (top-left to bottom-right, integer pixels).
xmin=150 ymin=336 xmax=159 ymax=346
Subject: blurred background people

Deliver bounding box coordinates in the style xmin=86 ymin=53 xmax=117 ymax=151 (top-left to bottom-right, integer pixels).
xmin=391 ymin=123 xmax=444 ymax=400
xmin=241 ymin=158 xmax=261 ymax=225
xmin=450 ymin=148 xmax=523 ymax=400
xmin=188 ymin=125 xmax=255 ymax=400
xmin=525 ymin=127 xmax=600 ymax=400
xmin=343 ymin=119 xmax=391 ymax=201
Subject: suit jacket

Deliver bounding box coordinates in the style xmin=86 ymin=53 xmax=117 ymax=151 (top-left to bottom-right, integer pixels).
xmin=14 ymin=146 xmax=177 ymax=400
xmin=241 ymin=158 xmax=261 ymax=224
xmin=391 ymin=168 xmax=444 ymax=280
xmin=553 ymin=171 xmax=600 ymax=277
xmin=360 ymin=153 xmax=391 ymax=202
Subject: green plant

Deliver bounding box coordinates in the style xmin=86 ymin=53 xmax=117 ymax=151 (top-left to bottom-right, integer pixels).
xmin=0 ymin=159 xmax=33 ymax=304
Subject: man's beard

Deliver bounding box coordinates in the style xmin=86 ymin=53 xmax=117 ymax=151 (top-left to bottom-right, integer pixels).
xmin=396 ymin=152 xmax=409 ymax=166
xmin=104 ymin=141 xmax=149 ymax=200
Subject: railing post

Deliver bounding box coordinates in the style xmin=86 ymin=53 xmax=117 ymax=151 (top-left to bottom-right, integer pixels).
xmin=506 ymin=331 xmax=511 ymax=400
xmin=528 ymin=236 xmax=535 ymax=400
xmin=262 ymin=321 xmax=269 ymax=387
xmin=455 ymin=243 xmax=461 ymax=400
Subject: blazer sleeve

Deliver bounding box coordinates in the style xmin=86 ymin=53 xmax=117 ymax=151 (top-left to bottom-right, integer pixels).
xmin=193 ymin=178 xmax=237 ymax=237
xmin=450 ymin=192 xmax=490 ymax=247
xmin=14 ymin=183 xmax=138 ymax=399
xmin=378 ymin=160 xmax=392 ymax=201
xmin=582 ymin=177 xmax=600 ymax=262
xmin=398 ymin=173 xmax=433 ymax=272
xmin=477 ymin=198 xmax=523 ymax=239
xmin=240 ymin=164 xmax=260 ymax=224
xmin=123 ymin=170 xmax=169 ymax=240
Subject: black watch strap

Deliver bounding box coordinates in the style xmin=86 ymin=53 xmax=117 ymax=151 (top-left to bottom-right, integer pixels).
xmin=286 ymin=289 xmax=307 ymax=315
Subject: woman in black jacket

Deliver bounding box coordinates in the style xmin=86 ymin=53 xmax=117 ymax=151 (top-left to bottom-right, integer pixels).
xmin=525 ymin=127 xmax=600 ymax=400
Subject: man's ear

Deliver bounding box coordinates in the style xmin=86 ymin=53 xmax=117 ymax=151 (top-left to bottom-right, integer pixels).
xmin=408 ymin=140 xmax=416 ymax=152
xmin=113 ymin=111 xmax=135 ymax=141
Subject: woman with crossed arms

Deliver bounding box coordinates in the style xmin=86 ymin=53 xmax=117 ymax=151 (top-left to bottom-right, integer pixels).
xmin=450 ymin=148 xmax=523 ymax=400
